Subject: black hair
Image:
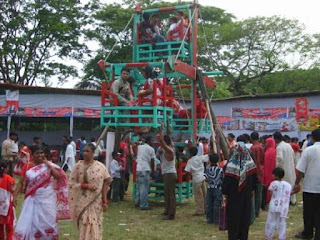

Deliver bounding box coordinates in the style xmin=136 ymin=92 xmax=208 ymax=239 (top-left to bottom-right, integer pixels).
xmin=85 ymin=143 xmax=96 ymax=152
xmin=127 ymin=76 xmax=135 ymax=84
xmin=236 ymin=135 xmax=246 ymax=143
xmin=243 ymin=133 xmax=251 ymax=143
xmin=19 ymin=141 xmax=26 ymax=147
xmin=66 ymin=137 xmax=71 ymax=144
xmin=33 ymin=136 xmax=40 ymax=142
xmin=112 ymin=151 xmax=118 ymax=158
xmin=142 ymin=66 xmax=158 ymax=79
xmin=250 ymin=132 xmax=259 ymax=141
xmin=283 ymin=135 xmax=291 ymax=143
xmin=312 ymin=128 xmax=320 ymax=142
xmin=209 ymin=153 xmax=219 ymax=165
xmin=121 ymin=67 xmax=130 ymax=74
xmin=0 ymin=161 xmax=8 ymax=177
xmin=145 ymin=136 xmax=153 ymax=145
xmin=228 ymin=133 xmax=235 ymax=139
xmin=90 ymin=137 xmax=95 ymax=142
xmin=30 ymin=145 xmax=42 ymax=155
xmin=169 ymin=17 xmax=178 ymax=23
xmin=272 ymin=167 xmax=285 ymax=179
xmin=81 ymin=136 xmax=85 ymax=140
xmin=151 ymin=14 xmax=159 ymax=18
xmin=306 ymin=134 xmax=311 ymax=138
xmin=189 ymin=146 xmax=198 ymax=157
xmin=143 ymin=12 xmax=150 ymax=21
xmin=164 ymin=135 xmax=172 ymax=146
xmin=9 ymin=132 xmax=18 ymax=137
xmin=176 ymin=10 xmax=183 ymax=16
xmin=273 ymin=131 xmax=283 ymax=141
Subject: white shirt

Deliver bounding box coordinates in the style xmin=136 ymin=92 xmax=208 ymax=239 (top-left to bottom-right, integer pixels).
xmin=11 ymin=141 xmax=19 ymax=154
xmin=246 ymin=143 xmax=253 ymax=149
xmin=159 ymin=146 xmax=176 ymax=174
xmin=185 ymin=155 xmax=209 ymax=183
xmin=197 ymin=142 xmax=204 ymax=156
xmin=168 ymin=23 xmax=180 ymax=40
xmin=110 ymin=159 xmax=122 ymax=179
xmin=65 ymin=143 xmax=75 ymax=171
xmin=70 ymin=141 xmax=76 ymax=156
xmin=268 ymin=180 xmax=292 ymax=217
xmin=296 ymin=142 xmax=320 ymax=193
xmin=136 ymin=144 xmax=156 ymax=172
xmin=276 ymin=141 xmax=296 ymax=186
xmin=91 ymin=142 xmax=102 ymax=157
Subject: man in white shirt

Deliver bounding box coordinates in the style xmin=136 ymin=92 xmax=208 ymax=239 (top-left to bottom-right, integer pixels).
xmin=1 ymin=132 xmax=18 ymax=176
xmin=62 ymin=137 xmax=75 ymax=172
xmin=185 ymin=146 xmax=209 ymax=215
xmin=135 ymin=136 xmax=156 ymax=210
xmin=273 ymin=131 xmax=296 ymax=205
xmin=197 ymin=137 xmax=204 ymax=156
xmin=90 ymin=137 xmax=102 ymax=160
xmin=293 ymin=129 xmax=320 ymax=240
xmin=70 ymin=136 xmax=77 ymax=158
xmin=110 ymin=152 xmax=123 ymax=203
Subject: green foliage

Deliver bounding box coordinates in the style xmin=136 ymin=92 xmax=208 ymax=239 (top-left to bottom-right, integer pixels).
xmin=0 ymin=0 xmax=87 ymax=86
xmin=76 ymin=0 xmax=320 ymax=97
xmin=198 ymin=16 xmax=319 ymax=95
xmin=245 ymin=67 xmax=320 ymax=94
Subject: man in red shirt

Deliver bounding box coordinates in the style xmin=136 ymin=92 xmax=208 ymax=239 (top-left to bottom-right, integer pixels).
xmin=249 ymin=132 xmax=265 ymax=220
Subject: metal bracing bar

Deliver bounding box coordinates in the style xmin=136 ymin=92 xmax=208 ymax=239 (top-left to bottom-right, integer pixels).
xmin=142 ymin=4 xmax=194 ymax=14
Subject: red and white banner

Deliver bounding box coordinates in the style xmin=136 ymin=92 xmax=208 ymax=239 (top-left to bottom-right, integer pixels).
xmin=5 ymin=90 xmax=19 ymax=115
xmin=295 ymin=97 xmax=309 ymax=123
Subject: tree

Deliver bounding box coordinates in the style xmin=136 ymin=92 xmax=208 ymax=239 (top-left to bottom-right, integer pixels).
xmin=245 ymin=68 xmax=320 ymax=94
xmin=0 ymin=0 xmax=87 ymax=86
xmin=198 ymin=16 xmax=319 ymax=95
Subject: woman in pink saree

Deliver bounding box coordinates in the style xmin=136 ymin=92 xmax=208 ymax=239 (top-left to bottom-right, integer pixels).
xmin=14 ymin=145 xmax=70 ymax=240
xmin=263 ymin=138 xmax=277 ymax=203
xmin=68 ymin=143 xmax=112 ymax=240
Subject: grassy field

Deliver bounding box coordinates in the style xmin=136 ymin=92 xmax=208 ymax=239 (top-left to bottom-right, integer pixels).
xmin=62 ymin=193 xmax=303 ymax=240
xmin=15 ymin=184 xmax=304 ymax=240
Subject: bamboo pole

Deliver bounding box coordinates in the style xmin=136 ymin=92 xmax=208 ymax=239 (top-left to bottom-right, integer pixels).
xmin=196 ymin=70 xmax=229 ymax=159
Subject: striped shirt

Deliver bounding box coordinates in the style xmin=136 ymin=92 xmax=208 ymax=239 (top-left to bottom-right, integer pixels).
xmin=205 ymin=166 xmax=224 ymax=190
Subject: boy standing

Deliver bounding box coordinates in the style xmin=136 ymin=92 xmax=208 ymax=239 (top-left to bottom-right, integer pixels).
xmin=110 ymin=152 xmax=123 ymax=203
xmin=185 ymin=146 xmax=209 ymax=216
xmin=265 ymin=167 xmax=292 ymax=240
xmin=205 ymin=153 xmax=224 ymax=224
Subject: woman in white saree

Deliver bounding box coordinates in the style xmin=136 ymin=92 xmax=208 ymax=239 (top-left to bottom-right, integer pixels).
xmin=14 ymin=145 xmax=70 ymax=240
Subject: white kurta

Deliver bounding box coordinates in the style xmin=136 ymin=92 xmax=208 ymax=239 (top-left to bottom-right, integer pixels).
xmin=265 ymin=180 xmax=292 ymax=240
xmin=276 ymin=141 xmax=296 ymax=186
xmin=63 ymin=144 xmax=75 ymax=171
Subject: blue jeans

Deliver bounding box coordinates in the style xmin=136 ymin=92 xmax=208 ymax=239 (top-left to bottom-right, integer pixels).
xmin=206 ymin=188 xmax=222 ymax=223
xmin=135 ymin=171 xmax=150 ymax=209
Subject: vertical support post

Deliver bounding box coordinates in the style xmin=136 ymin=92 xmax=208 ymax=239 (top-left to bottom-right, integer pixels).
xmin=70 ymin=107 xmax=74 ymax=137
xmin=133 ymin=4 xmax=141 ymax=63
xmin=192 ymin=6 xmax=198 ymax=68
xmin=7 ymin=115 xmax=11 ymax=139
xmin=191 ymin=79 xmax=197 ymax=143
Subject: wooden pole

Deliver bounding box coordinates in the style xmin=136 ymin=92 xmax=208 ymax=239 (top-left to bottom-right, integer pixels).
xmin=96 ymin=126 xmax=109 ymax=147
xmin=197 ymin=70 xmax=229 ymax=159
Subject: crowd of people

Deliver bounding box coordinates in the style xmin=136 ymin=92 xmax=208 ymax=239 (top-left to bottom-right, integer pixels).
xmin=139 ymin=11 xmax=189 ymax=47
xmin=0 ymin=127 xmax=319 ymax=239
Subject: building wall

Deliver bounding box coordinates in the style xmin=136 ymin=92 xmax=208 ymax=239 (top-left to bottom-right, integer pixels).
xmin=1 ymin=92 xmax=320 ymax=144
